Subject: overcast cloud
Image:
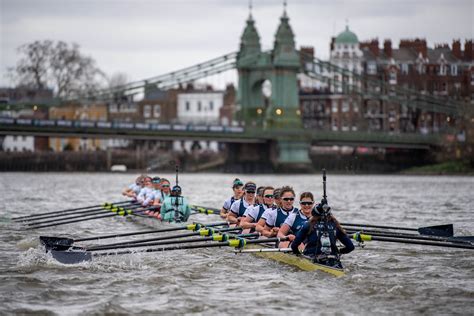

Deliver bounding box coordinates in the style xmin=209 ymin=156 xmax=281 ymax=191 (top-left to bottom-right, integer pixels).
xmin=1 ymin=0 xmax=473 ymax=87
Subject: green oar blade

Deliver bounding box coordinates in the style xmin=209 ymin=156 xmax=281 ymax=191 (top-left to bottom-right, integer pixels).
xmin=418 ymin=224 xmax=453 ymax=237
xmin=50 ymin=250 xmax=92 ymax=264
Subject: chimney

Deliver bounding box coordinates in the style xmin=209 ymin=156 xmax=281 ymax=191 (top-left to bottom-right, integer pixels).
xmin=300 ymin=46 xmax=315 ymax=64
xmin=399 ymin=38 xmax=427 ymax=58
xmin=330 ymin=37 xmax=335 ymax=52
xmin=464 ymin=40 xmax=473 ymax=61
xmin=383 ymin=39 xmax=392 ymax=58
xmin=452 ymin=40 xmax=462 ymax=59
xmin=360 ymin=39 xmax=379 ymax=57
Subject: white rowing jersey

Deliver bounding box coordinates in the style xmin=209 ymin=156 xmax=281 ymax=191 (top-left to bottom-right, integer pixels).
xmin=137 ymin=187 xmax=153 ymax=203
xmin=229 ymin=199 xmax=253 ymax=217
xmin=262 ymin=207 xmax=298 ymax=228
xmin=222 ymin=196 xmax=237 ymax=211
xmin=128 ymin=183 xmax=142 ymax=195
xmin=244 ymin=204 xmax=274 ymax=222
xmin=283 ymin=210 xmax=309 ymax=233
xmin=142 ymin=189 xmax=163 ymax=206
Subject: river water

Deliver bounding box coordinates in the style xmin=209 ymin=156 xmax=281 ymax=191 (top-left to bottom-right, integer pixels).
xmin=0 ymin=172 xmax=473 ymax=315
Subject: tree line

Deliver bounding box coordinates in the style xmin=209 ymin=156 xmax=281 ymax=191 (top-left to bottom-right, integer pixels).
xmin=7 ymin=40 xmax=128 ymax=99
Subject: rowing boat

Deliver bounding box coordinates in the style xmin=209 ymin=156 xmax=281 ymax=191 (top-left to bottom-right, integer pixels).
xmin=126 ymin=213 xmax=346 ymax=277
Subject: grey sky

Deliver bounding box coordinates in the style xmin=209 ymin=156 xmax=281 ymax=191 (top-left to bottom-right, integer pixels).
xmin=1 ymin=0 xmax=473 ymax=87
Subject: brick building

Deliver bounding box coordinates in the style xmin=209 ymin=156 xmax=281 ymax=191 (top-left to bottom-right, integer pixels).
xmin=300 ymin=26 xmax=473 ymax=135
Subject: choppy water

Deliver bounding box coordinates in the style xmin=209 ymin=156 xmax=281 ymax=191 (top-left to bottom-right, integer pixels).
xmin=0 ymin=172 xmax=473 ymax=315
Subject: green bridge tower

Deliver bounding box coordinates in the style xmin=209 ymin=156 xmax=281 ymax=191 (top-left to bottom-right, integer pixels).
xmin=236 ymin=7 xmax=311 ymax=170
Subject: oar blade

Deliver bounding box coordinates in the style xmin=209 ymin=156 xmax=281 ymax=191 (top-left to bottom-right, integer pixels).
xmin=50 ymin=250 xmax=92 ymax=264
xmin=418 ymin=224 xmax=453 ymax=237
xmin=40 ymin=236 xmax=74 ymax=247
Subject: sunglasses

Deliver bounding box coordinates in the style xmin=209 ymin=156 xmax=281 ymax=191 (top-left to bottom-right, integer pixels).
xmin=246 ymin=190 xmax=256 ymax=194
xmin=300 ymin=201 xmax=314 ymax=206
xmin=264 ymin=194 xmax=274 ymax=198
xmin=162 ymin=185 xmax=170 ymax=188
xmin=282 ymin=197 xmax=295 ymax=201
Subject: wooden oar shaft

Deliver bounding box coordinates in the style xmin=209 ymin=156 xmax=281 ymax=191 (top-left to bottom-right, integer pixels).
xmin=12 ymin=200 xmax=133 ymax=220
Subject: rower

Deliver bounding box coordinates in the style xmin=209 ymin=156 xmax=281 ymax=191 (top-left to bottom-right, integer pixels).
xmin=240 ymin=186 xmax=275 ymax=230
xmin=159 ymin=185 xmax=191 ymax=223
xmin=143 ymin=177 xmax=161 ymax=207
xmin=227 ymin=182 xmax=257 ymax=224
xmin=273 ymin=188 xmax=282 ymax=208
xmin=153 ymin=178 xmax=171 ymax=208
xmin=122 ymin=175 xmax=144 ymax=199
xmin=291 ymin=199 xmax=354 ymax=268
xmin=220 ymin=178 xmax=244 ymax=219
xmin=277 ymin=192 xmax=314 ymax=241
xmin=256 ymin=186 xmax=297 ymax=237
xmin=136 ymin=176 xmax=153 ymax=204
xmin=256 ymin=186 xmax=265 ymax=205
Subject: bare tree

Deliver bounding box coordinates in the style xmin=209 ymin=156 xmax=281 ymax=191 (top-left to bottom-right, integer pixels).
xmin=8 ymin=40 xmax=106 ymax=99
xmin=107 ymin=72 xmax=130 ymax=89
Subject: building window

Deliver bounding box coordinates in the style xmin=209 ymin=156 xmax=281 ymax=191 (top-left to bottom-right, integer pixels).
xmin=109 ymin=103 xmax=118 ymax=113
xmin=197 ymin=101 xmax=202 ymax=112
xmin=342 ymin=101 xmax=349 ymax=112
xmin=439 ymin=65 xmax=447 ymax=76
xmin=209 ymin=101 xmax=213 ymax=111
xmin=143 ymin=105 xmax=152 ymax=118
xmin=367 ymin=62 xmax=377 ymax=75
xmin=389 ymin=71 xmax=397 ymax=84
xmin=401 ymin=64 xmax=409 ymax=75
xmin=332 ymin=103 xmax=338 ymax=113
xmin=185 ymin=101 xmax=190 ymax=111
xmin=451 ymin=65 xmax=458 ymax=76
xmin=153 ymin=105 xmax=161 ymax=118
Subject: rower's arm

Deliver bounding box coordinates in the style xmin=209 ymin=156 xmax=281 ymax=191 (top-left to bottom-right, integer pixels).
xmin=291 ymin=223 xmax=309 ymax=254
xmin=277 ymin=224 xmax=291 ymax=239
xmin=239 ymin=216 xmax=256 ymax=229
xmin=227 ymin=211 xmax=239 ymax=224
xmin=219 ymin=207 xmax=228 ymax=219
xmin=336 ymin=229 xmax=355 ymax=254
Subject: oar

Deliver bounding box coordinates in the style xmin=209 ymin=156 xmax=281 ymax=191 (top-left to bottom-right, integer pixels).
xmin=351 ymin=232 xmax=474 ymax=250
xmin=190 ymin=205 xmax=220 ymax=215
xmin=12 ymin=200 xmax=134 ymax=221
xmin=345 ymin=228 xmax=474 ymax=245
xmin=25 ymin=204 xmax=144 ymax=227
xmin=26 ymin=206 xmax=156 ymax=230
xmin=18 ymin=202 xmax=138 ymax=223
xmin=342 ymin=223 xmax=454 ymax=237
xmin=40 ymin=221 xmax=230 ymax=249
xmin=50 ymin=236 xmax=290 ymax=264
xmin=64 ymin=227 xmax=244 ymax=252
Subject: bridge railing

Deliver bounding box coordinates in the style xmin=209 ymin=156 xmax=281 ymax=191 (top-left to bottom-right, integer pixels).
xmin=0 ymin=117 xmax=245 ymax=134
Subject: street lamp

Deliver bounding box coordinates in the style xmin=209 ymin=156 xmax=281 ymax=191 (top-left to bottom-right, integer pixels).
xmin=275 ymin=108 xmax=283 ymax=115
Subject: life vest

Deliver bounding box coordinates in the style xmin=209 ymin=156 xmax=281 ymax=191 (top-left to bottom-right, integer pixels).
xmin=313 ymin=220 xmax=339 ymax=259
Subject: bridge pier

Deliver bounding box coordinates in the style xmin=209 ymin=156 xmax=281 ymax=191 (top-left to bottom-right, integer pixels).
xmin=224 ymin=140 xmax=312 ymax=173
